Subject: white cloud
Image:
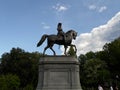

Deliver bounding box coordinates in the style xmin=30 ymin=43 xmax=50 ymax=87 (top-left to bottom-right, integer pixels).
xmin=88 ymin=4 xmax=107 ymax=13
xmin=43 ymin=26 xmax=50 ymax=29
xmin=53 ymin=4 xmax=68 ymax=12
xmin=88 ymin=5 xmax=97 ymax=10
xmin=41 ymin=22 xmax=50 ymax=29
xmin=75 ymin=12 xmax=120 ymax=55
xmin=99 ymin=6 xmax=107 ymax=12
xmin=61 ymin=12 xmax=120 ymax=55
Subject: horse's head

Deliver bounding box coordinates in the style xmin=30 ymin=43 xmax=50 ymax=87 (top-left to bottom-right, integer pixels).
xmin=66 ymin=30 xmax=77 ymax=40
xmin=73 ymin=31 xmax=77 ymax=40
xmin=71 ymin=30 xmax=77 ymax=40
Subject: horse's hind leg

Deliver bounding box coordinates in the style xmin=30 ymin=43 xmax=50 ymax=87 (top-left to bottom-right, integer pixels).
xmin=43 ymin=45 xmax=49 ymax=55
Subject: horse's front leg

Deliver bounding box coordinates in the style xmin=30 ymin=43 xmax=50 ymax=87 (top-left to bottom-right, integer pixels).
xmin=64 ymin=45 xmax=68 ymax=55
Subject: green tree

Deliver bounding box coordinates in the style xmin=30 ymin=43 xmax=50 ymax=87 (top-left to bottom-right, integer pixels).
xmin=98 ymin=37 xmax=120 ymax=88
xmin=0 ymin=74 xmax=20 ymax=90
xmin=23 ymin=84 xmax=34 ymax=90
xmin=96 ymin=37 xmax=120 ymax=81
xmin=81 ymin=59 xmax=110 ymax=89
xmin=104 ymin=38 xmax=120 ymax=71
xmin=67 ymin=46 xmax=77 ymax=57
xmin=78 ymin=54 xmax=87 ymax=79
xmin=79 ymin=37 xmax=120 ymax=89
xmin=85 ymin=51 xmax=96 ymax=60
xmin=0 ymin=47 xmax=42 ymax=89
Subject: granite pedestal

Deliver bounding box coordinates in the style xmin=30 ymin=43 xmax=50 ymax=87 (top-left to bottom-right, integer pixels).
xmin=36 ymin=56 xmax=82 ymax=90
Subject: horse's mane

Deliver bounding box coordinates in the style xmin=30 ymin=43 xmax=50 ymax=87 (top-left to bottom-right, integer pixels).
xmin=66 ymin=30 xmax=74 ymax=34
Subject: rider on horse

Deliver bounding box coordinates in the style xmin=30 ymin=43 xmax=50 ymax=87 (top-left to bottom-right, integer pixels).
xmin=57 ymin=23 xmax=66 ymax=42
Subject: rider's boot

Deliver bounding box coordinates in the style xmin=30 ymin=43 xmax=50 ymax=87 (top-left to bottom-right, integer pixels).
xmin=63 ymin=34 xmax=66 ymax=44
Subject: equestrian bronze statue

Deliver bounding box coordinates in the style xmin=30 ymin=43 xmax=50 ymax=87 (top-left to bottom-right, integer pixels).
xmin=37 ymin=23 xmax=77 ymax=55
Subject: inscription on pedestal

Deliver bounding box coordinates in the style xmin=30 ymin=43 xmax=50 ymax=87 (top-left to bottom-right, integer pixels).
xmin=49 ymin=70 xmax=69 ymax=85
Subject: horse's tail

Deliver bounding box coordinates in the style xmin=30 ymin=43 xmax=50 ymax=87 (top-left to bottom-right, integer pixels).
xmin=37 ymin=34 xmax=48 ymax=47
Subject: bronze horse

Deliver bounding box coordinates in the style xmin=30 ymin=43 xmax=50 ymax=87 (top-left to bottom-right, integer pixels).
xmin=37 ymin=30 xmax=77 ymax=55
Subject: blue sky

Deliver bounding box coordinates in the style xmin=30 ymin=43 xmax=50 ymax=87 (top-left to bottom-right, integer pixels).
xmin=0 ymin=0 xmax=120 ymax=57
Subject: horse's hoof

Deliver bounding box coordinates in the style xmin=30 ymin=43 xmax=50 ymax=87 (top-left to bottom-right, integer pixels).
xmin=53 ymin=53 xmax=56 ymax=56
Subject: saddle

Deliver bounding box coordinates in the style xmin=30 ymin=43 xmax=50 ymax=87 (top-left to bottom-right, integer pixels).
xmin=57 ymin=34 xmax=67 ymax=43
xmin=57 ymin=35 xmax=64 ymax=41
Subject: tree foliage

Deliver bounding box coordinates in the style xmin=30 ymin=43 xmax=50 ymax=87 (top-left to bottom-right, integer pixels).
xmin=67 ymin=46 xmax=77 ymax=57
xmin=0 ymin=47 xmax=42 ymax=89
xmin=0 ymin=74 xmax=20 ymax=90
xmin=79 ymin=37 xmax=120 ymax=89
xmin=102 ymin=38 xmax=120 ymax=76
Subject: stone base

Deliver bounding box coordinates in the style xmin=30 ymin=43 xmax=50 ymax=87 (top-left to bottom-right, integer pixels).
xmin=36 ymin=56 xmax=82 ymax=90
